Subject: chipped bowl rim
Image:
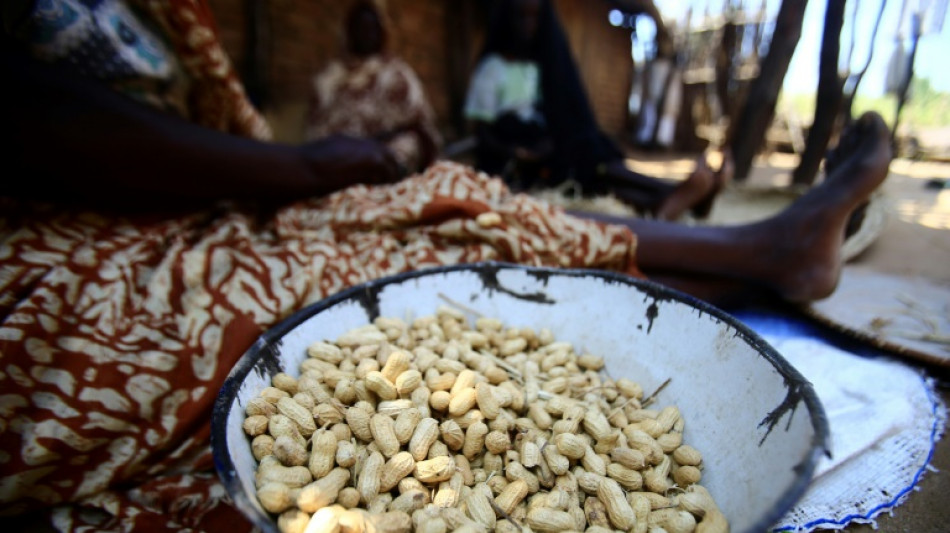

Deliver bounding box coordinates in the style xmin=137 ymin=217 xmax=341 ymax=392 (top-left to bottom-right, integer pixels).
xmin=211 ymin=261 xmax=830 ymax=533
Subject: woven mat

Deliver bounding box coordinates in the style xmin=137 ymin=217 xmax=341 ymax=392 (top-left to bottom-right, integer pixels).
xmin=804 ymin=266 xmax=950 ymax=368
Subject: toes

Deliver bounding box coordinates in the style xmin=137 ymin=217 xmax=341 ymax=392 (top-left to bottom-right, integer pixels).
xmin=825 ymin=114 xmax=876 ymax=174
xmin=858 ymin=111 xmax=886 ymax=132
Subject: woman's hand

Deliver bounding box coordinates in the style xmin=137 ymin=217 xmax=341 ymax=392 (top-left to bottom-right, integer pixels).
xmin=298 ymin=135 xmax=402 ymax=194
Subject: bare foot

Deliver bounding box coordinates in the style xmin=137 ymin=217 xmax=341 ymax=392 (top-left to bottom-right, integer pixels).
xmin=827 ymin=120 xmax=874 ymax=238
xmin=690 ymin=149 xmax=734 ymax=219
xmin=655 ymin=156 xmax=715 ymax=221
xmin=758 ymin=112 xmax=892 ymax=302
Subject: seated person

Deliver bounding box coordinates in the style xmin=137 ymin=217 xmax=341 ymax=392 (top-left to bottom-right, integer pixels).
xmin=305 ymin=0 xmax=443 ymax=175
xmin=465 ymin=0 xmax=731 ymax=221
xmin=2 ymin=0 xmax=892 ymax=530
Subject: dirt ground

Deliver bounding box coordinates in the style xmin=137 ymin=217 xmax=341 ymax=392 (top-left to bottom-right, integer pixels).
xmin=625 ymin=149 xmax=950 ymax=531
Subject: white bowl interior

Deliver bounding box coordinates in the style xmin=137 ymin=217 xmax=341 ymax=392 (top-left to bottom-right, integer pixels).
xmin=213 ymin=264 xmax=827 ymax=533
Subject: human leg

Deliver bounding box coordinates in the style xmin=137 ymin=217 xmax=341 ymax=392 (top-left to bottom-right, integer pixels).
xmin=598 ymin=159 xmax=680 ymax=214
xmin=600 ymin=153 xmax=732 ymax=221
xmin=576 ymin=112 xmax=892 ymax=304
xmin=688 ymin=148 xmax=734 ymax=219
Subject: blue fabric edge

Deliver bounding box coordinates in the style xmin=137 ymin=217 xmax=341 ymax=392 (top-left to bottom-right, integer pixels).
xmin=770 ymin=372 xmax=946 ymax=532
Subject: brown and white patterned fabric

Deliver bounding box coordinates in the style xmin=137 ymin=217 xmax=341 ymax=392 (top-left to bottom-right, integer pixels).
xmin=0 ymin=163 xmax=640 ymax=531
xmin=305 ymin=55 xmax=443 ymax=174
xmin=132 ymin=0 xmax=273 ymax=140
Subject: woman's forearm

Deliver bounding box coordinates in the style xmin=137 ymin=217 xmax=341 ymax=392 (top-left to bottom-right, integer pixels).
xmin=4 ymin=51 xmax=396 ymax=204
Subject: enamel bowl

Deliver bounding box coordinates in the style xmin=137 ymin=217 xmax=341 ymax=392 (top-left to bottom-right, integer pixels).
xmin=212 ymin=262 xmax=829 ymax=533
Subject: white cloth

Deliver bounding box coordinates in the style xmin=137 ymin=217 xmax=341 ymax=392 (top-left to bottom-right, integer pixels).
xmin=464 ymin=54 xmax=544 ymax=124
xmin=737 ymin=315 xmax=946 ymax=531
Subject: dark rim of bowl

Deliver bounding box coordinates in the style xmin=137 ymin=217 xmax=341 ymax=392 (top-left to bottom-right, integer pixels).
xmin=211 ymin=261 xmax=830 ymax=533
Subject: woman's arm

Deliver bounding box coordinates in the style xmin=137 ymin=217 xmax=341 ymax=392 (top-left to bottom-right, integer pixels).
xmin=3 ymin=51 xmax=399 ymax=205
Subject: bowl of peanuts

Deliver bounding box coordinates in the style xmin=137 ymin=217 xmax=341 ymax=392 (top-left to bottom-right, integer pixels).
xmin=212 ymin=262 xmax=829 ymax=533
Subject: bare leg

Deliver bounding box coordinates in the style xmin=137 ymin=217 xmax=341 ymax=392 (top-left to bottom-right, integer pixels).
xmin=689 ymin=148 xmax=734 ymax=219
xmin=601 ymin=155 xmax=730 ymax=221
xmin=575 ymin=112 xmax=892 ymax=304
xmin=653 ymin=156 xmax=716 ymax=221
xmin=598 ymin=160 xmax=677 ymax=215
